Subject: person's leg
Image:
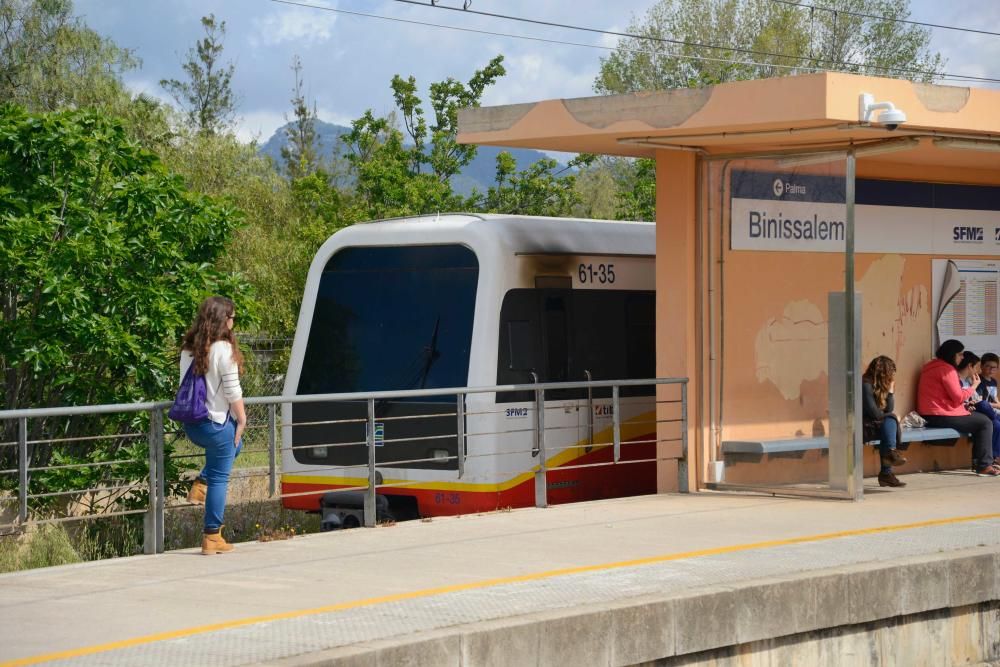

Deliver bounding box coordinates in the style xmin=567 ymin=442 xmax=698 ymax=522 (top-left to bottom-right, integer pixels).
xmin=924 ymin=413 xmax=994 ymax=471
xmin=878 ymin=417 xmax=895 ymax=474
xmin=975 ymin=401 xmax=1000 ymax=460
xmin=201 ymin=419 xmax=237 ymax=533
xmin=875 ymin=416 xmax=906 ymax=486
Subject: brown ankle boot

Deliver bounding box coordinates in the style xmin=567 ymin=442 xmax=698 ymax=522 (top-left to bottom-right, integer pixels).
xmin=202 ymin=529 xmax=233 ymax=555
xmin=880 ymin=450 xmax=907 ymax=467
xmin=187 ymin=478 xmax=207 ymax=505
xmin=877 ymin=472 xmax=906 ymax=488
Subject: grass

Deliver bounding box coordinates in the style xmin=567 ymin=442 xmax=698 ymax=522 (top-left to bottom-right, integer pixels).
xmin=1 ymin=472 xmax=322 ymax=573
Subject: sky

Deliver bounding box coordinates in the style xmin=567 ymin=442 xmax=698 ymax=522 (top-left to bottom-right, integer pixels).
xmin=75 ymin=0 xmax=1000 ymax=144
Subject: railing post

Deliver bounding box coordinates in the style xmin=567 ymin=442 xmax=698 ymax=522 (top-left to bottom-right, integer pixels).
xmin=17 ymin=418 xmax=28 ymax=525
xmin=584 ymin=370 xmax=593 ymax=453
xmin=612 ymin=386 xmax=621 ymax=463
xmin=155 ymin=409 xmax=165 ymax=553
xmin=678 ymin=382 xmax=689 ymax=493
xmin=534 ymin=386 xmax=547 ymax=508
xmin=365 ymin=397 xmax=376 ymax=527
xmin=268 ymin=404 xmax=278 ymax=498
xmin=456 ymin=393 xmax=465 ymax=479
xmin=144 ymin=409 xmax=162 ymax=555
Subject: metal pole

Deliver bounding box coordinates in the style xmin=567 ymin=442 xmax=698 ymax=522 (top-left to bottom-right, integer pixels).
xmin=534 ymin=386 xmax=547 ymax=508
xmin=365 ymin=397 xmax=376 ymax=527
xmin=17 ymin=418 xmax=27 ymax=524
xmin=268 ymin=404 xmax=277 ymax=497
xmin=584 ymin=369 xmax=593 ymax=453
xmin=679 ymin=382 xmax=689 ymax=493
xmin=456 ymin=393 xmax=465 ymax=479
xmin=144 ymin=410 xmax=158 ymax=555
xmin=612 ymin=385 xmax=621 ymax=463
xmin=153 ymin=409 xmax=165 ymax=553
xmin=845 ymin=150 xmax=862 ymax=500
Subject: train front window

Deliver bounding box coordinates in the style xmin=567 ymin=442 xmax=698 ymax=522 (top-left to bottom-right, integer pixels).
xmin=298 ymin=245 xmax=479 ymax=397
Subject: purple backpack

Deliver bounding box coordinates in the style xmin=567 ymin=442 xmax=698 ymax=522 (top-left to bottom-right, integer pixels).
xmin=168 ymin=364 xmax=209 ymax=423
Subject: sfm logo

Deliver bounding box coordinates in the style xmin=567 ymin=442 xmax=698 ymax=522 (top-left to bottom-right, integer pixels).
xmin=953 ymin=226 xmax=984 ymax=242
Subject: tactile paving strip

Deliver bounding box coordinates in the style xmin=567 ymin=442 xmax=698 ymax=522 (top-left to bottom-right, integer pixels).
xmin=47 ymin=517 xmax=1000 ymax=666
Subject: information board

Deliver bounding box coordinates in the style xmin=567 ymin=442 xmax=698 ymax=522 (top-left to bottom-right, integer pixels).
xmin=932 ymin=259 xmax=1000 ymax=355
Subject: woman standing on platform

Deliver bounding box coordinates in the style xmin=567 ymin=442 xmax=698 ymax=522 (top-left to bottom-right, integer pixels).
xmin=179 ymin=296 xmax=247 ymax=554
xmin=862 ymin=356 xmax=906 ymax=488
xmin=917 ymin=339 xmax=998 ymax=477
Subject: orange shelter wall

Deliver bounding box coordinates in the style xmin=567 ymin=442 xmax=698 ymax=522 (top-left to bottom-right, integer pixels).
xmin=714 ymin=160 xmax=1000 ymax=443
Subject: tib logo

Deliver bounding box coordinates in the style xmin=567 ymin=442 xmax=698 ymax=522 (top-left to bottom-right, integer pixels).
xmin=772 ymin=178 xmax=784 ymax=197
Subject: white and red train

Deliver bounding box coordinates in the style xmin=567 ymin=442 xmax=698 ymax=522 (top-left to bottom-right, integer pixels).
xmin=281 ymin=214 xmax=657 ymax=520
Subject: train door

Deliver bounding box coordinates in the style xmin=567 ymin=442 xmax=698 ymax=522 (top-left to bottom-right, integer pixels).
xmin=537 ymin=290 xmax=588 ymax=506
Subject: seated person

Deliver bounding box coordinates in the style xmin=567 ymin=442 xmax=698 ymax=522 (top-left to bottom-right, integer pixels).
xmin=917 ymin=339 xmax=998 ymax=476
xmin=974 ymin=352 xmax=1000 ymax=466
xmin=862 ymin=355 xmax=906 ymax=487
xmin=978 ymin=353 xmax=999 ymax=408
xmin=958 ymin=351 xmax=981 ymax=413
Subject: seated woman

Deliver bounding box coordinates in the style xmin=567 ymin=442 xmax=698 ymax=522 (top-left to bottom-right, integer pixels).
xmin=862 ymin=356 xmax=906 ymax=487
xmin=957 ymin=351 xmax=981 ymax=390
xmin=917 ymin=339 xmax=999 ymax=476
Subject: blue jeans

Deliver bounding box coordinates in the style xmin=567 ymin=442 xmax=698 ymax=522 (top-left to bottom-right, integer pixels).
xmin=183 ymin=416 xmax=243 ymax=532
xmin=973 ymin=400 xmax=1000 ymax=459
xmin=877 ymin=417 xmax=898 ymax=458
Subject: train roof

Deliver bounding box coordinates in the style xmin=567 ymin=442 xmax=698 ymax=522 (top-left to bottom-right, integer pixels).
xmin=332 ymin=213 xmax=655 ymax=257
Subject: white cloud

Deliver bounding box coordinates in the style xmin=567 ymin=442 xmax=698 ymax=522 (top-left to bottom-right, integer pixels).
xmin=482 ymin=51 xmax=597 ymax=106
xmin=236 ymin=109 xmax=288 ymax=144
xmin=250 ymin=1 xmax=338 ymax=47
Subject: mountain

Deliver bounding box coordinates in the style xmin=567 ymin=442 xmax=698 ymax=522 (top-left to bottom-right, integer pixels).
xmin=258 ymin=119 xmax=564 ymax=196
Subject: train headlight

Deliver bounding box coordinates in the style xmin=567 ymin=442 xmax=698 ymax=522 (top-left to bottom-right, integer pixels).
xmin=311 ymin=446 xmax=328 ymax=458
xmin=430 ymin=448 xmax=449 ymax=460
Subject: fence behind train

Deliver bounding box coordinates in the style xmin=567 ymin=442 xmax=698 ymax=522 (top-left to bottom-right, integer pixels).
xmin=0 ymin=377 xmax=687 ymax=555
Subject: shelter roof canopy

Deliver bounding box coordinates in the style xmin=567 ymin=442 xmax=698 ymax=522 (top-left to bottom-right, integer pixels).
xmin=457 ymin=72 xmax=1000 ymax=172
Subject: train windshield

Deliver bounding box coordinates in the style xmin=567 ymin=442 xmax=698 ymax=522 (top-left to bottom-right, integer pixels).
xmin=297 ymin=245 xmax=479 ymax=398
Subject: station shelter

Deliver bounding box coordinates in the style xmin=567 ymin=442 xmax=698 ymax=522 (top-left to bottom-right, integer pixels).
xmin=458 ymin=72 xmax=1000 ymax=499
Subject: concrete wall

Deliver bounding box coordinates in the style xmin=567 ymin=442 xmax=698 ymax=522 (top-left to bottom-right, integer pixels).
xmin=277 ymin=546 xmax=1000 ymax=666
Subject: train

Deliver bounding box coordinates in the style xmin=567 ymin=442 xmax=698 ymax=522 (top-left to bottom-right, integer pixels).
xmin=281 ymin=214 xmax=657 ymax=523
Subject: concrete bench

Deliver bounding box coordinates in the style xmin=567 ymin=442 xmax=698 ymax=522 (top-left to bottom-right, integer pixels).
xmin=721 ymin=427 xmax=964 ymax=463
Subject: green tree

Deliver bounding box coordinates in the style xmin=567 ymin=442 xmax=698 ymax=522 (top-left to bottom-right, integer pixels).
xmin=0 ymin=0 xmax=137 ymax=111
xmin=594 ymin=0 xmax=945 ymax=222
xmin=160 ymin=13 xmax=238 ymax=135
xmin=0 ymin=104 xmax=252 ymax=509
xmin=281 ymin=55 xmax=320 ymax=180
xmin=0 ymin=0 xmax=171 ymax=150
xmin=596 ymin=0 xmax=944 ymax=93
xmin=475 ymin=152 xmax=593 ymax=217
xmin=344 ymin=55 xmax=585 ymax=221
xmin=343 ymin=56 xmax=507 ymax=219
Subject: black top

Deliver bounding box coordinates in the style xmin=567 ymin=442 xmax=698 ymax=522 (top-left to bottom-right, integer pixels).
xmin=977 ymin=377 xmax=997 ymax=402
xmin=862 ymin=382 xmax=894 ymax=420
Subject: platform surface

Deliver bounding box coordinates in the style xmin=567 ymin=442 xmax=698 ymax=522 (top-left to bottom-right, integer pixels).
xmin=2 ymin=472 xmax=1000 ymax=666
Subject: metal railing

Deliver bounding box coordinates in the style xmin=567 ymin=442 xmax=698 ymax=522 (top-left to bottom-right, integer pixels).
xmin=0 ymin=377 xmax=687 ymax=555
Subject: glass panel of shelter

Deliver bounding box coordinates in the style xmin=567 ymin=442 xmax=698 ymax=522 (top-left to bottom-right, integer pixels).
xmin=703 ymin=155 xmax=856 ymax=499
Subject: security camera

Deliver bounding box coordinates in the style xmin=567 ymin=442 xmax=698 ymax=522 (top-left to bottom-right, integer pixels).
xmin=859 ymin=93 xmax=907 ymax=130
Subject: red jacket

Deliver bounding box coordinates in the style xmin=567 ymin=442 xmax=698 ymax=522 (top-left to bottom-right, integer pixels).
xmin=916 ymin=358 xmax=977 ymax=416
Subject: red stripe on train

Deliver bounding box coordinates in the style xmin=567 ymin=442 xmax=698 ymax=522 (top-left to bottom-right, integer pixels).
xmin=281 ymin=436 xmax=656 ymax=516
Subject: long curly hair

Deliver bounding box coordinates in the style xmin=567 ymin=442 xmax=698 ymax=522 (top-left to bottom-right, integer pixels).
xmin=180 ymin=296 xmax=243 ymax=375
xmin=862 ymin=355 xmax=896 ymax=410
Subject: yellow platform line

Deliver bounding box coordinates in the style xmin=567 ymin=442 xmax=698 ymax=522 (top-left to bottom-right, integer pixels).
xmin=6 ymin=511 xmax=1000 ymax=666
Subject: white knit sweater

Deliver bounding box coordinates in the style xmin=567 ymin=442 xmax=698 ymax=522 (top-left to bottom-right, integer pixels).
xmin=179 ymin=341 xmax=243 ymax=424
